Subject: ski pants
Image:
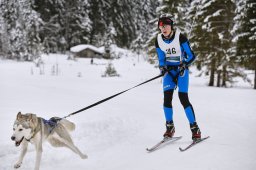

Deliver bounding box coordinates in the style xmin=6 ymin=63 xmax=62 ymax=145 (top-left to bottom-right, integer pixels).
xmin=162 ymin=68 xmax=196 ymax=124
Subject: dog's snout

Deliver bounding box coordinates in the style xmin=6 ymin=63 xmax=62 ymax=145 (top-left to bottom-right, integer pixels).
xmin=11 ymin=136 xmax=15 ymax=141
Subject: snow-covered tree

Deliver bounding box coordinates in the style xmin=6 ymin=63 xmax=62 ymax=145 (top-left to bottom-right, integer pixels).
xmin=188 ymin=0 xmax=236 ymax=87
xmin=1 ymin=0 xmax=157 ymax=57
xmin=133 ymin=0 xmax=158 ymax=41
xmin=33 ymin=0 xmax=91 ymax=53
xmin=0 ymin=4 xmax=6 ymax=56
xmin=86 ymin=0 xmax=157 ymax=49
xmin=21 ymin=0 xmax=42 ymax=60
xmin=233 ymin=0 xmax=256 ymax=89
xmin=0 ymin=0 xmax=42 ymax=60
xmin=106 ymin=0 xmax=137 ymax=47
xmin=62 ymin=0 xmax=92 ymax=50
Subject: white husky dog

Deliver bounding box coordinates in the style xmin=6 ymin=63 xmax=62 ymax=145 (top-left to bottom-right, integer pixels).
xmin=11 ymin=112 xmax=87 ymax=170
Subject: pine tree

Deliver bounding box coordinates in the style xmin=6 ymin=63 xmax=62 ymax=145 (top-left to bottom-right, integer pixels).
xmin=131 ymin=0 xmax=158 ymax=53
xmin=21 ymin=0 xmax=42 ymax=60
xmin=107 ymin=0 xmax=136 ymax=47
xmin=188 ymin=0 xmax=236 ymax=87
xmin=1 ymin=0 xmax=19 ymax=59
xmin=62 ymin=0 xmax=91 ymax=50
xmin=33 ymin=0 xmax=91 ymax=53
xmin=0 ymin=0 xmax=41 ymax=60
xmin=32 ymin=0 xmax=61 ymax=53
xmin=0 ymin=4 xmax=6 ymax=56
xmin=87 ymin=0 xmax=107 ymax=47
xmin=133 ymin=0 xmax=158 ymax=41
xmin=233 ymin=0 xmax=256 ymax=89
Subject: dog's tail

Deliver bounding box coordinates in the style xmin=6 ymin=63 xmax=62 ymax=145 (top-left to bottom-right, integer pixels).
xmin=60 ymin=119 xmax=76 ymax=131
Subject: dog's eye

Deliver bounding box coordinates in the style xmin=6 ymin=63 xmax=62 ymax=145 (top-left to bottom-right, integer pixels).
xmin=19 ymin=129 xmax=23 ymax=131
xmin=13 ymin=128 xmax=15 ymax=131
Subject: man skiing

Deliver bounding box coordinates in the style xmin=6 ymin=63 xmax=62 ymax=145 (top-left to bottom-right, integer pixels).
xmin=155 ymin=14 xmax=201 ymax=141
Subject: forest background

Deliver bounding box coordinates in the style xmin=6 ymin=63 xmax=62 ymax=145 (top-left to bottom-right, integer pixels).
xmin=0 ymin=0 xmax=255 ymax=89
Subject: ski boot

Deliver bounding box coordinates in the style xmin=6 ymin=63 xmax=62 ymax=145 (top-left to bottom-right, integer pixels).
xmin=190 ymin=122 xmax=201 ymax=141
xmin=163 ymin=121 xmax=175 ymax=138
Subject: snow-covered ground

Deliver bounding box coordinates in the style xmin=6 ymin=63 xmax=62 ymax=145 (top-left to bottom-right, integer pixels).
xmin=0 ymin=52 xmax=256 ymax=170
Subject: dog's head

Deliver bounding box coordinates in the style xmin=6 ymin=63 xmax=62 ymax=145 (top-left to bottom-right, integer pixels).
xmin=11 ymin=112 xmax=38 ymax=146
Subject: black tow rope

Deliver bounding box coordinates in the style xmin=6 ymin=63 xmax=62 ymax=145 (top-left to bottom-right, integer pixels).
xmin=63 ymin=74 xmax=163 ymax=119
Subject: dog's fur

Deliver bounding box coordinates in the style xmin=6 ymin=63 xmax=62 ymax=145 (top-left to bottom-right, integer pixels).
xmin=11 ymin=112 xmax=87 ymax=170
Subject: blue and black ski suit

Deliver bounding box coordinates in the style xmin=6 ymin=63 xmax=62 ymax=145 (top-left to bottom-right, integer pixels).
xmin=155 ymin=29 xmax=197 ymax=125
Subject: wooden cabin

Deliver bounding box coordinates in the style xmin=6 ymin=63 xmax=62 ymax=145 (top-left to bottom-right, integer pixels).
xmin=70 ymin=44 xmax=104 ymax=58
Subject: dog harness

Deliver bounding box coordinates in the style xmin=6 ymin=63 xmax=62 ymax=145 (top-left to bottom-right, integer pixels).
xmin=25 ymin=117 xmax=62 ymax=142
xmin=42 ymin=117 xmax=62 ymax=133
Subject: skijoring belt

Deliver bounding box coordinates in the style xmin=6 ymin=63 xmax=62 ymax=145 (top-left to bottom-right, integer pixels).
xmin=165 ymin=65 xmax=188 ymax=89
xmin=166 ymin=65 xmax=188 ymax=71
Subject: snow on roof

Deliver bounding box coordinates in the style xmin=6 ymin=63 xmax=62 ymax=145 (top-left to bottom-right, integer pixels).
xmin=70 ymin=44 xmax=104 ymax=54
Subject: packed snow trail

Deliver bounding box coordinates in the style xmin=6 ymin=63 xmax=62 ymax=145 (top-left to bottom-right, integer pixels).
xmin=0 ymin=54 xmax=256 ymax=170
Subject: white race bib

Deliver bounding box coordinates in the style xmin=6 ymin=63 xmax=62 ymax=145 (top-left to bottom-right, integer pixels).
xmin=157 ymin=30 xmax=182 ymax=63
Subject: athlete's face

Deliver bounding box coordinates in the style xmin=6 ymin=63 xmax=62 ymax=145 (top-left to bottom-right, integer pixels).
xmin=159 ymin=24 xmax=172 ymax=37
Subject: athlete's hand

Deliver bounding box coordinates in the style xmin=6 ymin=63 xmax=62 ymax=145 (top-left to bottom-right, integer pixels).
xmin=159 ymin=66 xmax=168 ymax=75
xmin=179 ymin=63 xmax=186 ymax=77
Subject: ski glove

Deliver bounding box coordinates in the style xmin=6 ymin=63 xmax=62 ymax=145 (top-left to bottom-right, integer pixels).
xmin=159 ymin=66 xmax=168 ymax=75
xmin=179 ymin=63 xmax=187 ymax=77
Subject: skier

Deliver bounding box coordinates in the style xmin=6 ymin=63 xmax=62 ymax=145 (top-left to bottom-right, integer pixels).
xmin=155 ymin=14 xmax=201 ymax=141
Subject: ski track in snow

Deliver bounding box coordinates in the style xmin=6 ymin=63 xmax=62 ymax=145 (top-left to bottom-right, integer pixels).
xmin=0 ymin=53 xmax=256 ymax=170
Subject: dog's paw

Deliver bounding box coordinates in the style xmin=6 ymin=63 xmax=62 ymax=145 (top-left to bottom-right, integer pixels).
xmin=14 ymin=162 xmax=22 ymax=169
xmin=81 ymin=154 xmax=88 ymax=159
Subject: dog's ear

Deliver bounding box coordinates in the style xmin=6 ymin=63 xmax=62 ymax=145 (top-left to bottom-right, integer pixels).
xmin=29 ymin=114 xmax=38 ymax=128
xmin=16 ymin=112 xmax=22 ymax=120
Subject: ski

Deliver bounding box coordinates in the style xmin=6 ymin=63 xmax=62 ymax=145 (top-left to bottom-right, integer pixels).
xmin=179 ymin=136 xmax=210 ymax=152
xmin=146 ymin=136 xmax=182 ymax=152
